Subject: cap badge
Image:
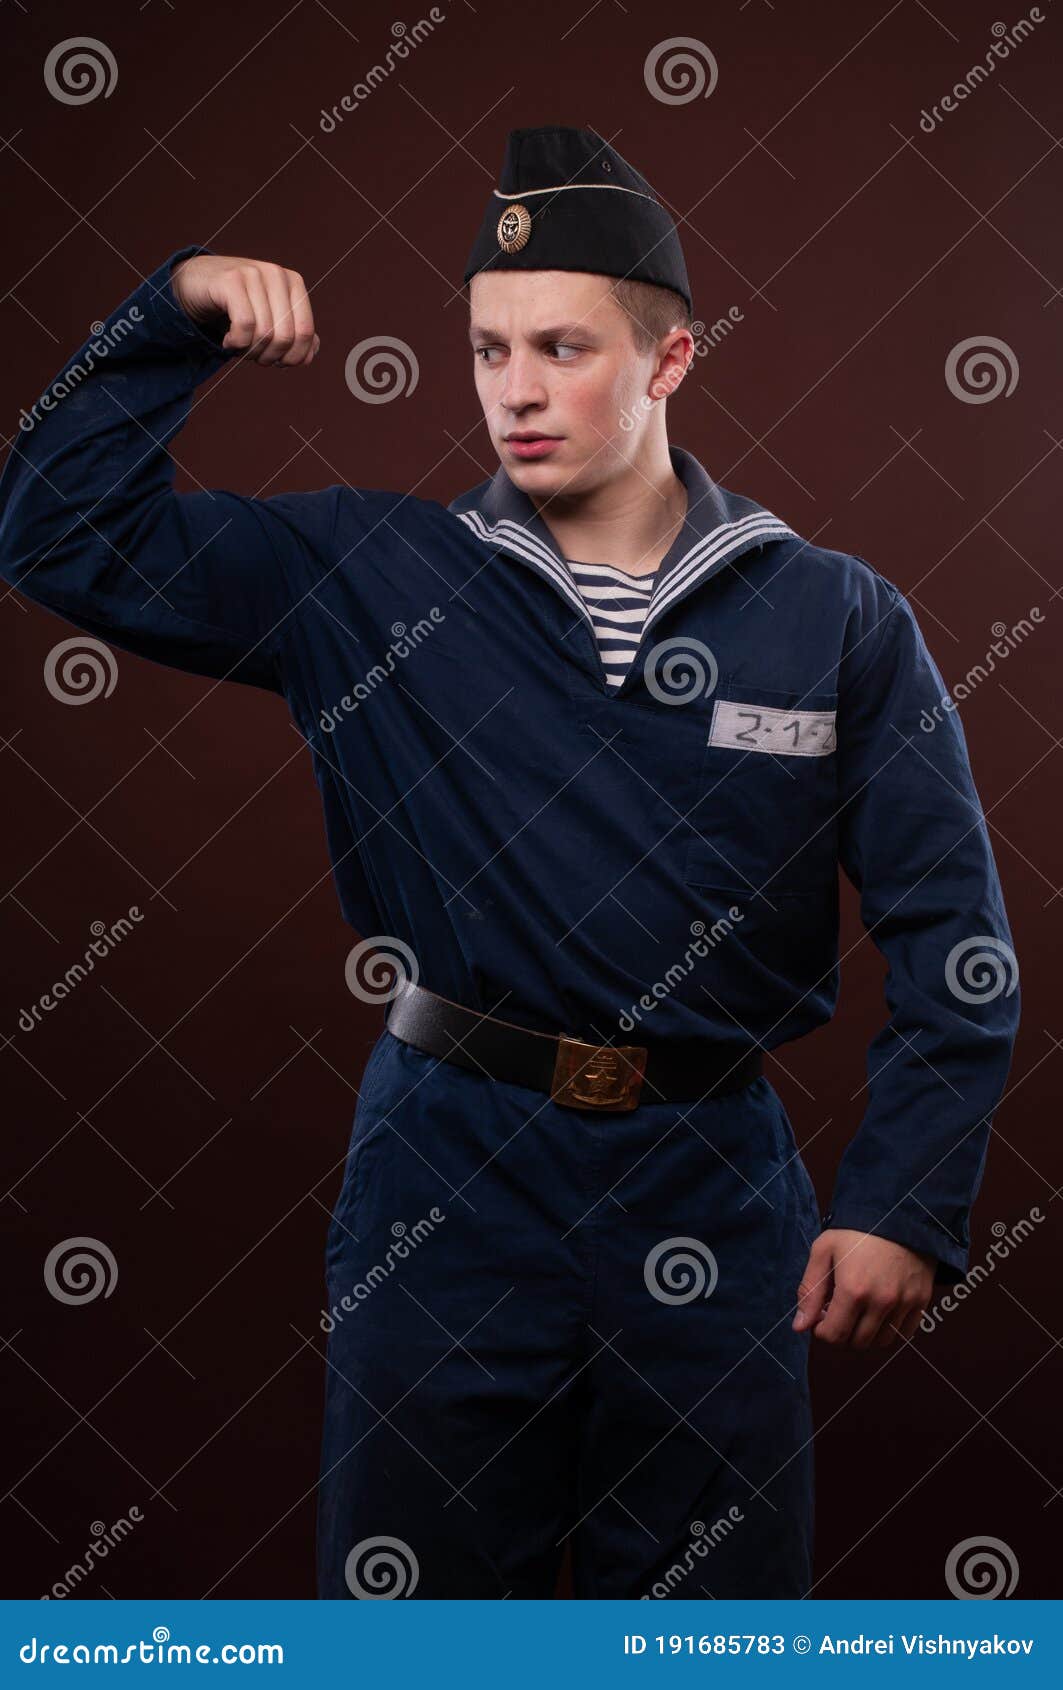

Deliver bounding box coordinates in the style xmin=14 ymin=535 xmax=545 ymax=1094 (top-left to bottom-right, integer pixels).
xmin=496 ymin=202 xmax=532 ymax=253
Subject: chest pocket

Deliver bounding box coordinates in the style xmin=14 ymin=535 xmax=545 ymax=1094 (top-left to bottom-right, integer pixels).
xmin=684 ymin=675 xmax=839 ymax=899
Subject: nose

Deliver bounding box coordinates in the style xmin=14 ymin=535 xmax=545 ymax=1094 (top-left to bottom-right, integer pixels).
xmin=500 ymin=347 xmax=547 ymax=417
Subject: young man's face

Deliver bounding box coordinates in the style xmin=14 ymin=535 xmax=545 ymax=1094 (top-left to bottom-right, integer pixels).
xmin=468 ymin=269 xmax=682 ymax=499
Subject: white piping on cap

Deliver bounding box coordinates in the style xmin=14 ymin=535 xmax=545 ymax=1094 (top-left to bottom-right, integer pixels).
xmin=492 ymin=184 xmax=662 ymax=203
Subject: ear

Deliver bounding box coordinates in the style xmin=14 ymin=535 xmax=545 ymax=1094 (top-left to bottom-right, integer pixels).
xmin=649 ymin=328 xmax=694 ymax=403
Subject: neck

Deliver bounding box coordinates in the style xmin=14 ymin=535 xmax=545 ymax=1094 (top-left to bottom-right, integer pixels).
xmin=527 ymin=439 xmax=687 ymax=577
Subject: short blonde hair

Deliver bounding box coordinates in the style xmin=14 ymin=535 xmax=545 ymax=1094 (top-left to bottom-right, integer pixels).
xmin=609 ymin=277 xmax=691 ymax=354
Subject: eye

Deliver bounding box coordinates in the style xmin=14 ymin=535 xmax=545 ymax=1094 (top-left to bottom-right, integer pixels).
xmin=475 ymin=346 xmax=503 ymax=363
xmin=550 ymin=343 xmax=584 ymax=361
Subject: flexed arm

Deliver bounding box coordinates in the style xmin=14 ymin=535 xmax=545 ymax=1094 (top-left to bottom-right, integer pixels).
xmin=0 ymin=247 xmax=334 ymax=693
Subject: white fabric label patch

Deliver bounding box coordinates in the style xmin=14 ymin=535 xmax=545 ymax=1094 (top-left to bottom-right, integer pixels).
xmin=709 ymin=698 xmax=837 ymax=756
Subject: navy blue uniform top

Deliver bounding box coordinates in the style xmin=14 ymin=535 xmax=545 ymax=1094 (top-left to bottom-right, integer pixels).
xmin=0 ymin=244 xmax=1021 ymax=1284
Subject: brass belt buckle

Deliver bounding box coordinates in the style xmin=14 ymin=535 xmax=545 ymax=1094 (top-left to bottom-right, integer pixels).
xmin=550 ymin=1035 xmax=648 ymax=1111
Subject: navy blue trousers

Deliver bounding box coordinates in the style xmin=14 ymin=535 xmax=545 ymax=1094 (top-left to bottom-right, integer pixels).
xmin=315 ymin=1028 xmax=818 ymax=1599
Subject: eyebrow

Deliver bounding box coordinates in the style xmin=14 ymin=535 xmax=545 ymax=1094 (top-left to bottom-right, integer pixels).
xmin=468 ymin=322 xmax=598 ymax=345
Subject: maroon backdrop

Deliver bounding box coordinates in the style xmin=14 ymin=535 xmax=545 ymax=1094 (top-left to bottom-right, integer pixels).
xmin=1 ymin=0 xmax=1058 ymax=1600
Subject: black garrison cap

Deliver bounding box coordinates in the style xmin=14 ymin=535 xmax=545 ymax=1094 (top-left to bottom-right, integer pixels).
xmin=463 ymin=125 xmax=692 ymax=316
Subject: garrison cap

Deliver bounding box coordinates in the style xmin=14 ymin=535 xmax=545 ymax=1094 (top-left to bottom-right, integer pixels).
xmin=463 ymin=125 xmax=692 ymax=317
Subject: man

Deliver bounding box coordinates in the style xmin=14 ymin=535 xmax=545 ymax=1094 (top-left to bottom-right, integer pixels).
xmin=0 ymin=126 xmax=1019 ymax=1599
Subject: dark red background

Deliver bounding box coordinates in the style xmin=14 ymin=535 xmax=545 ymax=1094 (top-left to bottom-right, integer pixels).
xmin=1 ymin=0 xmax=1059 ymax=1599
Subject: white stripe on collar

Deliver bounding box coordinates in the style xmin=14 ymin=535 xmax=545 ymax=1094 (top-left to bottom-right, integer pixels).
xmin=457 ymin=510 xmax=591 ymax=621
xmin=646 ymin=513 xmax=795 ymax=621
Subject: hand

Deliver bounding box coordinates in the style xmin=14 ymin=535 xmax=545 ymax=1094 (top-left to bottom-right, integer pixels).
xmin=792 ymin=1228 xmax=935 ymax=1349
xmin=170 ymin=254 xmax=319 ymax=367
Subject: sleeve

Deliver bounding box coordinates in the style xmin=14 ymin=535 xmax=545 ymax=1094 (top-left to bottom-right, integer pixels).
xmin=825 ymin=570 xmax=1021 ymax=1286
xmin=0 ymin=243 xmax=341 ymax=695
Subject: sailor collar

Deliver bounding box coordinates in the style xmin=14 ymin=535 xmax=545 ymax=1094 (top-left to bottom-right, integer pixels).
xmin=446 ymin=444 xmax=796 ymax=647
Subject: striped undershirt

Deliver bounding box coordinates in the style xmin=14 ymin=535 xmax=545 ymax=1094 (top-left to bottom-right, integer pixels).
xmin=565 ymin=558 xmax=660 ymax=690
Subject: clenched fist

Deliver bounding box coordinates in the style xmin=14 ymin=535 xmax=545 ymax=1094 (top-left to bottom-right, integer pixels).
xmin=170 ymin=254 xmax=319 ymax=367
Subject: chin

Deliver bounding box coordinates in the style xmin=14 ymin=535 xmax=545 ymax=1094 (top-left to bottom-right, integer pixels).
xmin=515 ymin=465 xmax=571 ymax=503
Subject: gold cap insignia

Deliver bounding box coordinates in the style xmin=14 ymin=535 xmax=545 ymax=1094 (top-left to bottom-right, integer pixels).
xmin=496 ymin=202 xmax=532 ymax=254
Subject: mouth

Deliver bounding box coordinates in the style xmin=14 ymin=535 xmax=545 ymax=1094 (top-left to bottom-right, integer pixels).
xmin=504 ymin=433 xmax=563 ymax=460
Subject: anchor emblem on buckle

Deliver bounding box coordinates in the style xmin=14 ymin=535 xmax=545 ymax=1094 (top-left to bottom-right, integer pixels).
xmin=550 ymin=1035 xmax=648 ymax=1111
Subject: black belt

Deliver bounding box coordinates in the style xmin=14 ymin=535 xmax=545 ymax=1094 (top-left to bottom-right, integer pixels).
xmin=384 ymin=981 xmax=763 ymax=1112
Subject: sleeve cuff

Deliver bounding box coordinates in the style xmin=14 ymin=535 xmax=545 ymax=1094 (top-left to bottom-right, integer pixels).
xmin=137 ymin=244 xmax=236 ymax=360
xmin=820 ymin=1202 xmax=970 ymax=1287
